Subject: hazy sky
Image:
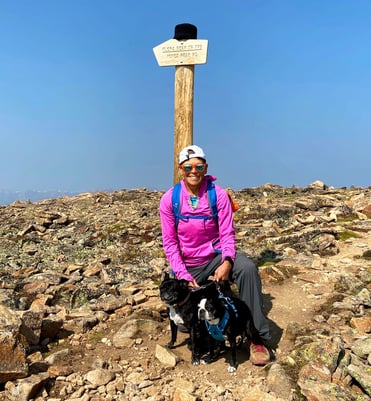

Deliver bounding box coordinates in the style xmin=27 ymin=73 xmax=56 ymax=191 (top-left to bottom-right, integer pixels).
xmin=1 ymin=0 xmax=370 ymax=193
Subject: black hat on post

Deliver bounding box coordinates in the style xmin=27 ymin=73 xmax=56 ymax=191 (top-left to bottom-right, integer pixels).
xmin=174 ymin=23 xmax=197 ymax=40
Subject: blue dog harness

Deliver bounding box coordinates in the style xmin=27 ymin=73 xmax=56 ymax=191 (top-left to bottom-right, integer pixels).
xmin=205 ymin=293 xmax=239 ymax=342
xmin=205 ymin=309 xmax=230 ymax=341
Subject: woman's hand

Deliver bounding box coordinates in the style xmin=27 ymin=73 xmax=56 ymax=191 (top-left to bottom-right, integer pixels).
xmin=214 ymin=260 xmax=232 ymax=282
xmin=188 ymin=279 xmax=200 ymax=288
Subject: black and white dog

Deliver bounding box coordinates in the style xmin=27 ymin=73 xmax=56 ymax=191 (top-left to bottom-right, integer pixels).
xmin=198 ymin=281 xmax=259 ymax=372
xmin=159 ymin=272 xmax=218 ymax=365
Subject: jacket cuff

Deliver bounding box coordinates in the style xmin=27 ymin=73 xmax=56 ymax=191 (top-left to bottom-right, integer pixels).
xmin=223 ymin=256 xmax=234 ymax=267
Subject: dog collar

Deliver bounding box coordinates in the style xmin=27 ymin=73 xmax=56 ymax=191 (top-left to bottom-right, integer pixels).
xmin=172 ymin=291 xmax=192 ymax=309
xmin=205 ymin=309 xmax=230 ymax=342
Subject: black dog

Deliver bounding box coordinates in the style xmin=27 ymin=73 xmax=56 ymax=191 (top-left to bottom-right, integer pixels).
xmin=159 ymin=272 xmax=217 ymax=365
xmin=198 ymin=281 xmax=260 ymax=372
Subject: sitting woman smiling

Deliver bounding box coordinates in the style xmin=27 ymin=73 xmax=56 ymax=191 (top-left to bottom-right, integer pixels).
xmin=159 ymin=145 xmax=271 ymax=366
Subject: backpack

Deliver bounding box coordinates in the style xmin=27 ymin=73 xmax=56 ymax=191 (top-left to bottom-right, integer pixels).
xmin=171 ymin=181 xmax=239 ymax=228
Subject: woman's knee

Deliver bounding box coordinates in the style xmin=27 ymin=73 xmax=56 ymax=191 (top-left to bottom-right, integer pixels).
xmin=234 ymin=252 xmax=257 ymax=276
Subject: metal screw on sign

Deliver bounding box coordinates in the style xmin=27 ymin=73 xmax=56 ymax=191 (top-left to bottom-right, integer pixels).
xmin=153 ymin=23 xmax=209 ymax=184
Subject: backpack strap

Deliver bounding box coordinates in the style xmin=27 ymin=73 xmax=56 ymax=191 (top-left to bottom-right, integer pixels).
xmin=206 ymin=181 xmax=218 ymax=221
xmin=171 ymin=182 xmax=182 ymax=227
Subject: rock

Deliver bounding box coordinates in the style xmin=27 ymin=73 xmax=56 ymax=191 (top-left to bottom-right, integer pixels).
xmin=84 ymin=368 xmax=115 ymax=387
xmin=155 ymin=344 xmax=179 ymax=367
xmin=350 ymin=316 xmax=371 ymax=333
xmin=40 ymin=317 xmax=64 ymax=340
xmin=308 ymin=180 xmax=326 ymax=190
xmin=172 ymin=377 xmax=196 ymax=393
xmin=362 ymin=204 xmax=371 ymax=218
xmin=347 ymin=363 xmax=371 ymax=397
xmin=112 ymin=319 xmax=161 ymax=345
xmin=48 ymin=364 xmax=74 ymax=378
xmin=0 ymin=331 xmax=28 ymax=383
xmin=351 ymin=337 xmax=371 ymax=359
xmin=0 ymin=305 xmax=23 ymax=330
xmin=290 ymin=336 xmax=344 ymax=373
xmin=19 ymin=309 xmax=45 ymax=345
xmin=44 ymin=348 xmax=70 ymax=365
xmin=298 ymin=371 xmax=359 ymax=401
xmin=172 ymin=387 xmax=198 ymax=401
xmin=266 ymin=363 xmax=296 ymax=399
xmin=4 ymin=372 xmax=49 ymax=401
xmin=89 ymin=294 xmax=127 ymax=312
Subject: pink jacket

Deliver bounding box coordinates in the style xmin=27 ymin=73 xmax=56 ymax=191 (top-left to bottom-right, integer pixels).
xmin=159 ymin=175 xmax=236 ymax=281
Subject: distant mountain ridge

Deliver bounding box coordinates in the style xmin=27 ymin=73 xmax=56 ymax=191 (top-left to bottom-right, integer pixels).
xmin=0 ymin=190 xmax=79 ymax=206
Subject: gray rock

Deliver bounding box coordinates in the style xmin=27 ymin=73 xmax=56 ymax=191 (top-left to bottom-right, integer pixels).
xmin=4 ymin=372 xmax=49 ymax=401
xmin=351 ymin=337 xmax=371 ymax=359
xmin=347 ymin=363 xmax=371 ymax=397
xmin=84 ymin=368 xmax=115 ymax=387
xmin=112 ymin=318 xmax=161 ymax=345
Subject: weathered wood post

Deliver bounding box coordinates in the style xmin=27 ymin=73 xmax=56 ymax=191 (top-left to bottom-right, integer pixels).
xmin=153 ymin=23 xmax=208 ymax=184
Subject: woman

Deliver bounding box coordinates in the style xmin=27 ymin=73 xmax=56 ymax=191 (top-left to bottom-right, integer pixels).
xmin=159 ymin=145 xmax=271 ymax=366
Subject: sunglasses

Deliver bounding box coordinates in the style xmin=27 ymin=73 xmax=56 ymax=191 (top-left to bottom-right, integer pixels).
xmin=181 ymin=163 xmax=206 ymax=173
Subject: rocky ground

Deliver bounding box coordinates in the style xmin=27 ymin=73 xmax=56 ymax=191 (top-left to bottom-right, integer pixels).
xmin=0 ymin=181 xmax=370 ymax=401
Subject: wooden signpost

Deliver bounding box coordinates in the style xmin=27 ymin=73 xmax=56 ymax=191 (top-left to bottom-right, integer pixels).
xmin=153 ymin=24 xmax=208 ymax=183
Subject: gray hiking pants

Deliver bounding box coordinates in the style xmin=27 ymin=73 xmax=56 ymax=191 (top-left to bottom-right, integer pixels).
xmin=187 ymin=252 xmax=271 ymax=343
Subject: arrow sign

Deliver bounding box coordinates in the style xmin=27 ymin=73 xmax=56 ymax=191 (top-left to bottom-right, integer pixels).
xmin=153 ymin=38 xmax=208 ymax=67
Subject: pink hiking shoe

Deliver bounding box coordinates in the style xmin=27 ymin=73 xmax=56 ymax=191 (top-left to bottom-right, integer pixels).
xmin=249 ymin=342 xmax=270 ymax=366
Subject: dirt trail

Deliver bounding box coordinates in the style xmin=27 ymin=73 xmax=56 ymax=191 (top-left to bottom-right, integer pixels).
xmin=160 ymin=231 xmax=371 ymax=382
xmin=265 ymin=232 xmax=371 ymax=354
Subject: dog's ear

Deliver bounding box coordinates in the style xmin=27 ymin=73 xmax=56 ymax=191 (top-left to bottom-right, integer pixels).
xmin=161 ymin=270 xmax=170 ymax=282
xmin=179 ymin=279 xmax=190 ymax=289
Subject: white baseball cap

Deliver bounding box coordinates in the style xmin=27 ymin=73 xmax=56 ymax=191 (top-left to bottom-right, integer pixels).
xmin=178 ymin=145 xmax=206 ymax=164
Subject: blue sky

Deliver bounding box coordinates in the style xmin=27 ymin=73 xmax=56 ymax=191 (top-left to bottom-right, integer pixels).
xmin=1 ymin=0 xmax=370 ymax=193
